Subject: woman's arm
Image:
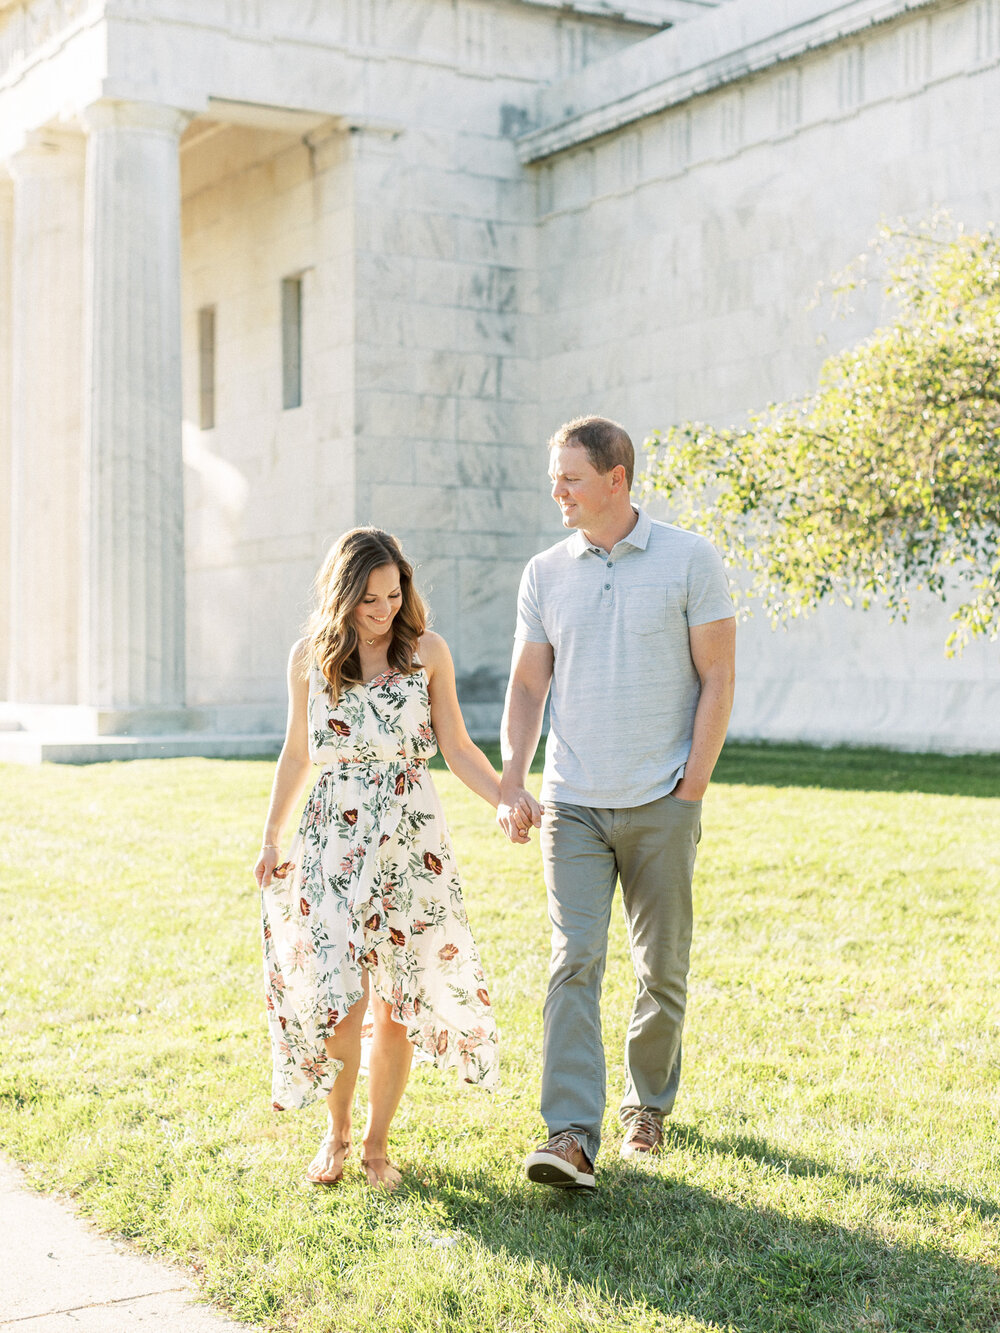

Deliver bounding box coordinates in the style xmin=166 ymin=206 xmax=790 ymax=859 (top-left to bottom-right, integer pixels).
xmin=254 ymin=638 xmax=314 ymax=888
xmin=420 ymin=631 xmax=501 ymax=808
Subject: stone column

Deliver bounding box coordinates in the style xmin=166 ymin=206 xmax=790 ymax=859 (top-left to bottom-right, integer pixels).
xmin=80 ymin=100 xmax=189 ymax=711
xmin=7 ymin=131 xmax=86 ymax=704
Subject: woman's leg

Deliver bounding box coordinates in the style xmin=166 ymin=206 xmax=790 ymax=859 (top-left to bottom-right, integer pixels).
xmin=361 ymin=996 xmax=414 ymax=1189
xmin=306 ymin=973 xmax=369 ymax=1182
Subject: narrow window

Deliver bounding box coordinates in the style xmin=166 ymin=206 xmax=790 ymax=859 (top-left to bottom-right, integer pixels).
xmin=198 ymin=306 xmax=216 ymax=429
xmin=281 ymin=276 xmax=302 ymax=410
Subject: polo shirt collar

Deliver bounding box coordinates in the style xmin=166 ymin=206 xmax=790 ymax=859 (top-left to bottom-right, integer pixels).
xmin=568 ymin=506 xmax=651 ymax=558
xmin=619 ymin=506 xmax=652 ymax=551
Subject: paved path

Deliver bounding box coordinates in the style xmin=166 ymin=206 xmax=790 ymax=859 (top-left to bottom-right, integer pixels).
xmin=0 ymin=1156 xmax=262 ymax=1332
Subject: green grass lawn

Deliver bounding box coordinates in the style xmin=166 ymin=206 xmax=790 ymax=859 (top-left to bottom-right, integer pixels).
xmin=1 ymin=744 xmax=998 ymax=1333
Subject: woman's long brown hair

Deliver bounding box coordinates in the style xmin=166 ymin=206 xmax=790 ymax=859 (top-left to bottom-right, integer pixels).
xmin=305 ymin=527 xmax=427 ymax=702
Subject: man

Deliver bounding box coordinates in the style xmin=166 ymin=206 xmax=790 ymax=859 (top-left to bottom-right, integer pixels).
xmin=497 ymin=416 xmax=735 ymax=1190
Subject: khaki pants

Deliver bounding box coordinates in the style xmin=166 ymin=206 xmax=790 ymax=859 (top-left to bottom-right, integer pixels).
xmin=539 ymin=792 xmax=702 ymax=1164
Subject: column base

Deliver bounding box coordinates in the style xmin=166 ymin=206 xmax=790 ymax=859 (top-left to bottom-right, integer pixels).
xmin=0 ymin=703 xmax=283 ymax=764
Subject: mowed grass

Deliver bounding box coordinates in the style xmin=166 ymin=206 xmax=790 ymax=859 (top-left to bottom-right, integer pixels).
xmin=0 ymin=744 xmax=998 ymax=1333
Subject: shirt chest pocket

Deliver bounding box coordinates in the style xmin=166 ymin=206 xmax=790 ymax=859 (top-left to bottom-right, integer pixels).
xmin=625 ymin=586 xmax=667 ymax=635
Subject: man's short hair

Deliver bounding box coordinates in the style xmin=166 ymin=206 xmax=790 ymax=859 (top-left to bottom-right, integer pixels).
xmin=548 ymin=416 xmax=634 ymax=489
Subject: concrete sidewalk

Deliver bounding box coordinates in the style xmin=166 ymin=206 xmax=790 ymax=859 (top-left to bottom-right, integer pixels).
xmin=0 ymin=1156 xmax=262 ymax=1331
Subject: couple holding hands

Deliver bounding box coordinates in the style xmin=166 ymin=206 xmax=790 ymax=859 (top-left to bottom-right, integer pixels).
xmin=254 ymin=416 xmax=736 ymax=1192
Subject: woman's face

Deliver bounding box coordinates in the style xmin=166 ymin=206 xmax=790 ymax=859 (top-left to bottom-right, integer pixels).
xmin=353 ymin=563 xmax=402 ymax=643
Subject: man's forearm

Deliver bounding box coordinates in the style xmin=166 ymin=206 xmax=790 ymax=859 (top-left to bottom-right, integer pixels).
xmin=676 ymin=671 xmax=734 ymax=799
xmin=500 ymin=682 xmax=546 ymax=793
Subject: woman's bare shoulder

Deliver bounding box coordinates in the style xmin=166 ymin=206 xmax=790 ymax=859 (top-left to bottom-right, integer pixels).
xmin=289 ymin=636 xmax=313 ymax=675
xmin=416 ymin=630 xmax=451 ymax=670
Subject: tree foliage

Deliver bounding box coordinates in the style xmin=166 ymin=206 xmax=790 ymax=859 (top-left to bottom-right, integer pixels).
xmin=643 ymin=222 xmax=1000 ymax=653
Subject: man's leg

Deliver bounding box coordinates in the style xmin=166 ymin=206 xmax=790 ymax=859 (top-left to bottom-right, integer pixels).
xmin=615 ymin=792 xmax=700 ymax=1130
xmin=537 ymin=801 xmax=618 ymax=1168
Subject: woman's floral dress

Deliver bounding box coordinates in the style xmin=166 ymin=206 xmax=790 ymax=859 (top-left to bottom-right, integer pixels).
xmin=261 ymin=664 xmax=499 ymax=1110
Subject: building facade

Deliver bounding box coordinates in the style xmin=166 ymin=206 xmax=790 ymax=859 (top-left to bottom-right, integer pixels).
xmin=1 ymin=0 xmax=998 ymax=760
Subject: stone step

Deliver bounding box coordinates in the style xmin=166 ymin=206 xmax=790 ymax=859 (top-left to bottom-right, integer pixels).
xmin=0 ymin=733 xmax=283 ymax=765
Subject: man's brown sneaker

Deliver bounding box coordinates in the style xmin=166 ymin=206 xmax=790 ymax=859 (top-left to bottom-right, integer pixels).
xmin=525 ymin=1131 xmax=596 ymax=1189
xmin=620 ymin=1110 xmax=663 ymax=1158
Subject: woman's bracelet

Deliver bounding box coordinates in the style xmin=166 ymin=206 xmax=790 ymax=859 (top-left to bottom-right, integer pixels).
xmin=261 ymin=843 xmax=280 ymax=851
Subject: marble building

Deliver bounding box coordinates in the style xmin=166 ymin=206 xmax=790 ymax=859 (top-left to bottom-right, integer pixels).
xmin=1 ymin=0 xmax=998 ymax=761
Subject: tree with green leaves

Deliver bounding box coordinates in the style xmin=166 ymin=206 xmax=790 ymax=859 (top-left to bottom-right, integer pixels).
xmin=643 ymin=222 xmax=1000 ymax=654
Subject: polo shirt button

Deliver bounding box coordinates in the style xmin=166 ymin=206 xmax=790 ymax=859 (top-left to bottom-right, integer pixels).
xmin=604 ymin=583 xmax=611 ymax=590
xmin=606 ymin=561 xmax=613 ymax=568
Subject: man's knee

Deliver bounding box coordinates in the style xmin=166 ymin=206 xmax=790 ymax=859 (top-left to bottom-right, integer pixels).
xmin=631 ymin=930 xmax=690 ymax=994
xmin=548 ymin=929 xmax=606 ymax=992
xmin=636 ymin=973 xmax=687 ymax=1025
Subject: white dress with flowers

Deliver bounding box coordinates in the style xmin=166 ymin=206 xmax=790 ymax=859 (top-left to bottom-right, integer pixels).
xmin=261 ymin=664 xmax=499 ymax=1111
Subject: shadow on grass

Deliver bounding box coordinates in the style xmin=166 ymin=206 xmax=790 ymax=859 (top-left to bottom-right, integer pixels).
xmin=666 ymin=1122 xmax=1000 ymax=1224
xmin=712 ymin=743 xmax=1000 ymax=799
xmin=423 ymin=1141 xmax=1000 ymax=1333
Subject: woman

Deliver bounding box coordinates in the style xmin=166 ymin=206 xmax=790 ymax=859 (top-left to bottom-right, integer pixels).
xmin=254 ymin=527 xmax=513 ymax=1190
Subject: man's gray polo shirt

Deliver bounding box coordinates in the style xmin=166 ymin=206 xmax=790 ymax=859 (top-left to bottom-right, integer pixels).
xmin=515 ymin=507 xmax=734 ymax=809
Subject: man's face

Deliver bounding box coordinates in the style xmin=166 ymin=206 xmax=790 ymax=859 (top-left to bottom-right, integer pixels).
xmin=549 ymin=443 xmax=616 ymax=531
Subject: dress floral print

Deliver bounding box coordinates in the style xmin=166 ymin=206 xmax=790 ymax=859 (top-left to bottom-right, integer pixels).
xmin=261 ymin=665 xmax=499 ymax=1110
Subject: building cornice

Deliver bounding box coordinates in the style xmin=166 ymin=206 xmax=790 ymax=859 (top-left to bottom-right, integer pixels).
xmin=517 ymin=0 xmax=946 ymax=162
xmin=512 ymin=0 xmax=723 ymax=27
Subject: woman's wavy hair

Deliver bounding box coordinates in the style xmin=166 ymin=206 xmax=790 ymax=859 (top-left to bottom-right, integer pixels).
xmin=305 ymin=527 xmax=427 ymax=702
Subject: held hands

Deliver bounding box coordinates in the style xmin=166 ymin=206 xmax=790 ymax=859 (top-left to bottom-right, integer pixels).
xmin=497 ymin=787 xmax=544 ymax=845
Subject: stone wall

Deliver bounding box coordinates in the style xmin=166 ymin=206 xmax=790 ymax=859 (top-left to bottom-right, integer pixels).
xmin=4 ymin=0 xmax=999 ymax=752
xmin=0 ymin=178 xmax=11 ymax=701
xmin=1 ymin=0 xmax=661 ymax=745
xmin=348 ymin=118 xmax=544 ymax=732
xmin=161 ymin=1 xmax=662 ymax=732
xmin=180 ymin=123 xmax=357 ymax=721
xmin=530 ymin=0 xmax=1000 ymax=750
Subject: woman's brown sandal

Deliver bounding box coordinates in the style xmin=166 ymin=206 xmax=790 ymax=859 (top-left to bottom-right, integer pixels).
xmin=305 ymin=1138 xmax=351 ymax=1185
xmin=361 ymin=1155 xmax=403 ymax=1191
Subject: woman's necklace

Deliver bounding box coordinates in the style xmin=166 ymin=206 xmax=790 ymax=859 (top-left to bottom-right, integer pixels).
xmin=364 ymin=637 xmax=375 ymax=645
